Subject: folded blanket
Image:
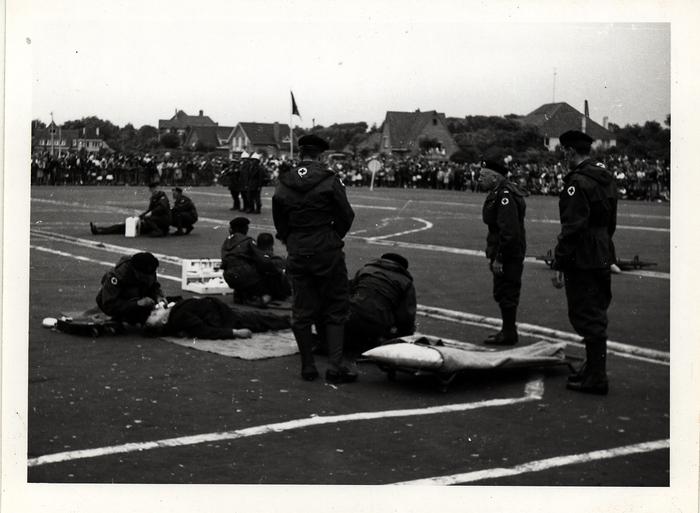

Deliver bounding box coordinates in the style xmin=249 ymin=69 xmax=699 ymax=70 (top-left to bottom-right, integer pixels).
xmin=161 ymin=329 xmax=298 ymax=360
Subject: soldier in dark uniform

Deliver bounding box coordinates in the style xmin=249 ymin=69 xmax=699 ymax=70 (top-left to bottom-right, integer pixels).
xmin=220 ymin=217 xmax=278 ymax=307
xmin=272 ymin=134 xmax=356 ymax=383
xmin=226 ymin=160 xmax=244 ymax=211
xmin=479 ymin=160 xmax=527 ymax=345
xmin=90 ymin=182 xmax=171 ymax=236
xmin=344 ymin=253 xmax=417 ymax=355
xmin=552 ymin=130 xmax=617 ymax=395
xmin=244 ymin=153 xmax=264 ymax=214
xmin=238 ymin=152 xmax=252 ymax=213
xmin=170 ymin=187 xmax=198 ymax=235
xmin=256 ymin=232 xmax=292 ymax=301
xmin=96 ymin=252 xmax=166 ymax=324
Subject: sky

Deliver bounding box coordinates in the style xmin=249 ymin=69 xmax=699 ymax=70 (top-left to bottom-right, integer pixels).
xmin=23 ymin=1 xmax=671 ymax=130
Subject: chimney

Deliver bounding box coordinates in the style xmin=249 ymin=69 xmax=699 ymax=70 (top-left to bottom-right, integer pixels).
xmin=199 ymin=110 xmax=204 ymax=117
xmin=581 ymin=100 xmax=589 ymax=133
xmin=273 ymin=122 xmax=280 ymax=143
xmin=603 ymin=116 xmax=608 ymax=129
xmin=584 ymin=100 xmax=589 ymax=118
xmin=96 ymin=127 xmax=100 ymax=137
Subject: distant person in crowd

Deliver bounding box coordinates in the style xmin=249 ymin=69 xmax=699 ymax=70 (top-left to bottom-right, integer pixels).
xmin=344 ymin=253 xmax=416 ymax=356
xmin=143 ymin=296 xmax=291 ymax=339
xmin=479 ymin=160 xmax=527 ymax=346
xmin=272 ymin=134 xmax=356 ymax=383
xmin=256 ymin=232 xmax=292 ymax=301
xmin=226 ymin=160 xmax=244 ymax=211
xmin=552 ymin=130 xmax=617 ymax=395
xmin=96 ymin=252 xmax=166 ymax=324
xmin=170 ymin=187 xmax=198 ymax=235
xmin=220 ymin=217 xmax=278 ymax=308
xmin=90 ymin=182 xmax=171 ymax=236
xmin=242 ymin=152 xmax=264 ymax=214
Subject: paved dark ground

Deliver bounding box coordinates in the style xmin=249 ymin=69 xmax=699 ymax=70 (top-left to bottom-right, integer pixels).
xmin=25 ymin=185 xmax=670 ymax=486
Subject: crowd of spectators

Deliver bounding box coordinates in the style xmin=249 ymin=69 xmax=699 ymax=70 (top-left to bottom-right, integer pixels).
xmin=31 ymin=150 xmax=670 ymax=202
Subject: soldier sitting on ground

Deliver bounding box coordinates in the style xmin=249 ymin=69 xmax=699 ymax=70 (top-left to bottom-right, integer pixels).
xmin=256 ymin=232 xmax=292 ymax=301
xmin=170 ymin=186 xmax=198 ymax=235
xmin=90 ymin=182 xmax=171 ymax=237
xmin=220 ymin=217 xmax=279 ymax=308
xmin=143 ymin=296 xmax=291 ymax=339
xmin=95 ymin=252 xmax=166 ymax=325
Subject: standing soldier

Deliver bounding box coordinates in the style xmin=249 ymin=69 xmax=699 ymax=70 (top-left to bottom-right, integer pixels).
xmin=245 ymin=153 xmax=264 ymax=214
xmin=170 ymin=187 xmax=198 ymax=235
xmin=226 ymin=159 xmax=244 ymax=211
xmin=479 ymin=160 xmax=527 ymax=345
xmin=552 ymin=130 xmax=617 ymax=395
xmin=272 ymin=134 xmax=356 ymax=383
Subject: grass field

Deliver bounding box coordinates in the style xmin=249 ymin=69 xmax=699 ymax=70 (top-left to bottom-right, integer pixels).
xmin=24 ymin=184 xmax=669 ymax=486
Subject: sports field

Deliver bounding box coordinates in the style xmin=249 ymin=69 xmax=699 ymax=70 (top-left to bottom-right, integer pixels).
xmin=25 ymin=184 xmax=669 ymax=486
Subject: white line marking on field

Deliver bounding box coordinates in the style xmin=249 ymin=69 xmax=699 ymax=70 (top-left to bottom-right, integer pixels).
xmin=27 ymin=377 xmax=544 ymax=467
xmin=417 ymin=305 xmax=669 ymax=365
xmin=30 ymin=233 xmax=669 ymax=364
xmin=391 ymin=439 xmax=670 ymax=485
xmin=366 ymin=217 xmax=433 ymax=241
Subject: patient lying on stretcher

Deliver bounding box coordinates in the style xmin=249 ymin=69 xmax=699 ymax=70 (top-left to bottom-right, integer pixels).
xmin=144 ymin=296 xmax=291 ymax=339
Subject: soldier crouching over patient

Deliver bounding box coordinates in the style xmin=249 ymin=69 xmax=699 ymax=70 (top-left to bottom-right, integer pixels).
xmin=96 ymin=252 xmax=166 ymax=324
xmin=90 ymin=182 xmax=171 ymax=237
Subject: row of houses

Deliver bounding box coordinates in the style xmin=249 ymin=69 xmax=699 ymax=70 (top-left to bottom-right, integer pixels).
xmin=34 ymin=102 xmax=616 ymax=159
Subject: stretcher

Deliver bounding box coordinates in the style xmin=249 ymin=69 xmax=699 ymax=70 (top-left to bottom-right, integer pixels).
xmin=362 ymin=335 xmax=573 ymax=392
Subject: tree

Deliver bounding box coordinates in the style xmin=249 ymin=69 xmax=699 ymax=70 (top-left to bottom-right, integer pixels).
xmin=160 ymin=132 xmax=180 ymax=149
xmin=31 ymin=119 xmax=47 ymax=135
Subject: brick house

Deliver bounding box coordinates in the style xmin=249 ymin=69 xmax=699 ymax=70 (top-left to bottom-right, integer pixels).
xmin=229 ymin=122 xmax=293 ymax=158
xmin=32 ymin=122 xmax=110 ymax=155
xmin=378 ymin=110 xmax=460 ymax=159
xmin=518 ymin=102 xmax=616 ymax=151
xmin=182 ymin=126 xmax=234 ymax=151
xmin=158 ymin=109 xmax=218 ymax=143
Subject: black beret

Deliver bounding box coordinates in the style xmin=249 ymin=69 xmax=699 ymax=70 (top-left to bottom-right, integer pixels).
xmin=481 ymin=160 xmax=508 ymax=176
xmin=381 ymin=252 xmax=409 ymax=270
xmin=229 ymin=216 xmax=250 ymax=230
xmin=172 ymin=187 xmax=183 ymax=193
xmin=559 ymin=130 xmax=594 ymax=149
xmin=298 ymin=134 xmax=330 ymax=152
xmin=131 ymin=252 xmax=159 ymax=274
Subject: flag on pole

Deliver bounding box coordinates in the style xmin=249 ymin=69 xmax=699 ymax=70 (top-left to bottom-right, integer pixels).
xmin=291 ymin=91 xmax=301 ymax=118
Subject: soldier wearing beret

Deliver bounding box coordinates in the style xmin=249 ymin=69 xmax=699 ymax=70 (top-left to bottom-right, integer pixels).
xmin=170 ymin=187 xmax=198 ymax=235
xmin=96 ymin=252 xmax=166 ymax=324
xmin=220 ymin=217 xmax=279 ymax=307
xmin=272 ymin=134 xmax=357 ymax=383
xmin=479 ymin=160 xmax=527 ymax=345
xmin=90 ymin=182 xmax=171 ymax=237
xmin=552 ymin=130 xmax=617 ymax=395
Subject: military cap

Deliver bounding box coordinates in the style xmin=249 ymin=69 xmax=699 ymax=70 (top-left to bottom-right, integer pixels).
xmin=481 ymin=160 xmax=508 ymax=176
xmin=131 ymin=252 xmax=159 ymax=274
xmin=229 ymin=216 xmax=250 ymax=230
xmin=298 ymin=134 xmax=330 ymax=152
xmin=172 ymin=186 xmax=183 ymax=193
xmin=381 ymin=252 xmax=409 ymax=270
xmin=559 ymin=130 xmax=594 ymax=149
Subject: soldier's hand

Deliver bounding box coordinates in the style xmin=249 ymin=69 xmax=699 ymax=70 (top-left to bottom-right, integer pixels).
xmin=491 ymin=260 xmax=504 ymax=275
xmin=551 ymin=271 xmax=564 ymax=289
xmin=137 ymin=297 xmax=156 ymax=307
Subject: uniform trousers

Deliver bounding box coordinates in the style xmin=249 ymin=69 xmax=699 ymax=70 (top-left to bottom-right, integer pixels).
xmin=492 ymin=259 xmax=524 ymax=309
xmin=563 ymin=268 xmax=612 ymax=340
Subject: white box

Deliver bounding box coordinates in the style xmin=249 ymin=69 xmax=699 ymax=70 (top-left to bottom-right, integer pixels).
xmin=125 ymin=216 xmax=140 ymax=238
xmin=181 ymin=259 xmax=232 ymax=295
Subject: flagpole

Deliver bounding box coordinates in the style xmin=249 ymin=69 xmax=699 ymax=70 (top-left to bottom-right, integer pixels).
xmin=290 ymin=104 xmax=294 ymax=161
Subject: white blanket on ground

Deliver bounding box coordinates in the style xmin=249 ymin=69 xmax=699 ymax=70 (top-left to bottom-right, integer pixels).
xmin=363 ymin=339 xmax=567 ymax=373
xmin=162 ymin=329 xmax=298 ymax=360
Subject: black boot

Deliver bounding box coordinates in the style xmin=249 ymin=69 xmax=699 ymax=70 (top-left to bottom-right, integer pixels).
xmin=292 ymin=326 xmax=319 ymax=381
xmin=485 ymin=306 xmax=518 ymax=345
xmin=567 ymin=337 xmax=608 ymax=395
xmin=325 ymin=324 xmax=357 ymax=384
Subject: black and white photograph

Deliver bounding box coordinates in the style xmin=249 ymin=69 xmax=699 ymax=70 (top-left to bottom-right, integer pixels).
xmin=2 ymin=1 xmax=699 ymax=512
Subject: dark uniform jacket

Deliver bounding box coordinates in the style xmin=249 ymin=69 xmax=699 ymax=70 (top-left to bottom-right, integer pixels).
xmin=220 ymin=233 xmax=276 ymax=289
xmin=141 ymin=191 xmax=172 ymax=231
xmin=272 ymin=160 xmax=354 ymax=261
xmin=96 ymin=255 xmax=163 ymax=319
xmin=241 ymin=159 xmax=264 ymax=190
xmin=482 ymin=181 xmax=527 ymax=262
xmin=226 ymin=162 xmax=242 ymax=191
xmin=350 ymin=258 xmax=417 ymax=337
xmin=554 ymin=159 xmax=617 ymax=270
xmin=171 ymin=194 xmax=198 ymax=222
xmin=165 ymin=297 xmax=290 ymax=339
